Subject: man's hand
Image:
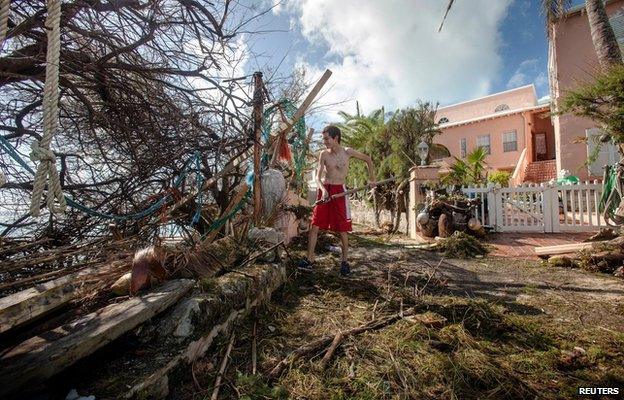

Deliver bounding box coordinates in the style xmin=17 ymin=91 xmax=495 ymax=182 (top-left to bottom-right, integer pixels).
xmin=320 ymin=187 xmax=329 ymax=202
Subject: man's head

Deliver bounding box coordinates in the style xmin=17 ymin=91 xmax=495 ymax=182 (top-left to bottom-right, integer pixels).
xmin=322 ymin=125 xmax=341 ymax=149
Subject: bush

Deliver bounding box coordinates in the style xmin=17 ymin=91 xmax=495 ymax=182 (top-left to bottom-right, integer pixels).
xmin=488 ymin=170 xmax=512 ymax=187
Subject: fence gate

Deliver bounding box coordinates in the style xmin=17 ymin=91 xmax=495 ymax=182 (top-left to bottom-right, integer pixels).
xmin=461 ymin=182 xmax=604 ymax=233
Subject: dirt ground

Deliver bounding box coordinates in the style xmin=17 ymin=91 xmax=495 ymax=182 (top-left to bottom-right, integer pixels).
xmin=170 ymin=228 xmax=624 ymax=399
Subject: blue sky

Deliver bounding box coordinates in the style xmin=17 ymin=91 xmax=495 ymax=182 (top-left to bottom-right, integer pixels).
xmin=236 ymin=0 xmax=585 ymax=127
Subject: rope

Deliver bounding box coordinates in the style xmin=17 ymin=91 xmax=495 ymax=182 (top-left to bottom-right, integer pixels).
xmin=30 ymin=0 xmax=64 ymax=216
xmin=202 ymin=189 xmax=251 ymax=236
xmin=1 ymin=135 xmax=200 ymax=221
xmin=191 ymin=150 xmax=204 ymax=225
xmin=0 ymin=0 xmax=10 ymax=50
xmin=1 ymin=137 xmax=245 ymax=232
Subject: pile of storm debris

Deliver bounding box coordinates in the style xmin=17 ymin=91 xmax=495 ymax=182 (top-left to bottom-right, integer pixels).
xmin=0 ymin=54 xmax=331 ymax=398
xmin=537 ymin=228 xmax=624 ymax=278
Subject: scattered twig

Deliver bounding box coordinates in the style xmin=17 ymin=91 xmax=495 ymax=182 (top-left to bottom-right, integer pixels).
xmin=371 ymin=299 xmax=378 ymax=321
xmin=191 ymin=360 xmax=204 ymax=391
xmin=211 ymin=333 xmax=236 ymax=400
xmin=319 ymin=331 xmax=344 ymax=370
xmin=268 ymin=307 xmax=421 ymax=380
xmin=252 ymin=310 xmax=258 ymax=375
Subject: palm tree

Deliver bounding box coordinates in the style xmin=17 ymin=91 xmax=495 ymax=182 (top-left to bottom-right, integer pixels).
xmin=584 ymin=0 xmax=623 ymax=70
xmin=442 ymin=147 xmax=489 ymax=186
xmin=336 ymin=105 xmax=391 ymax=227
xmin=439 ymin=0 xmax=622 ymax=70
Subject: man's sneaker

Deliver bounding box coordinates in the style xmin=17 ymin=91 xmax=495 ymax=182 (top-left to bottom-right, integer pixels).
xmin=297 ymin=258 xmax=314 ymax=271
xmin=340 ymin=261 xmax=351 ymax=276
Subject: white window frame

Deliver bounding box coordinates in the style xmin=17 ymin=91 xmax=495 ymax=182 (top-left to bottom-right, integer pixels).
xmin=477 ymin=134 xmax=491 ymax=155
xmin=460 ymin=138 xmax=467 ymax=158
xmin=502 ymin=130 xmax=518 ymax=152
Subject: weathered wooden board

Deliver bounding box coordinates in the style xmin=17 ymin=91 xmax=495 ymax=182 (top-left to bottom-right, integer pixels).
xmin=0 ymin=279 xmax=194 ymax=398
xmin=0 ymin=263 xmax=120 ymax=334
xmin=534 ymin=242 xmax=599 ymax=256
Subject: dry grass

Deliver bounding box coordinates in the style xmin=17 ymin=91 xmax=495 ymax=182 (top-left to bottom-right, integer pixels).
xmin=169 ymin=233 xmax=624 ymax=400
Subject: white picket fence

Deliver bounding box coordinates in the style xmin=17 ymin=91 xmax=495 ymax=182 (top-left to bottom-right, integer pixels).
xmin=462 ymin=181 xmax=604 ymax=233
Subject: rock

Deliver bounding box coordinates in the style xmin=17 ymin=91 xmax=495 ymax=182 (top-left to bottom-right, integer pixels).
xmin=573 ymin=346 xmax=587 ymax=355
xmin=66 ymin=389 xmax=79 ymax=400
xmin=110 ymin=272 xmax=131 ymax=296
xmin=65 ymin=389 xmax=95 ymax=400
xmin=248 ymin=227 xmax=284 ymax=262
xmin=159 ymin=297 xmax=204 ymax=341
xmin=248 ymin=227 xmax=283 ymax=245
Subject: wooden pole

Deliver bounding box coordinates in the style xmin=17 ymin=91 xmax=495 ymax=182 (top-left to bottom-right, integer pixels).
xmin=272 ymin=70 xmax=332 ymax=139
xmin=252 ymin=72 xmax=264 ymax=224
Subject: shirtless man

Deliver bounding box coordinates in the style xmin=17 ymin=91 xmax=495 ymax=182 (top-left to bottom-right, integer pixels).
xmin=298 ymin=125 xmax=376 ymax=276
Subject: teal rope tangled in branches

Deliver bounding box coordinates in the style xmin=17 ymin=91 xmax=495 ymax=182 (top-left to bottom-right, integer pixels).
xmin=262 ymin=99 xmax=308 ymax=184
xmin=1 ymin=136 xmax=196 ymax=221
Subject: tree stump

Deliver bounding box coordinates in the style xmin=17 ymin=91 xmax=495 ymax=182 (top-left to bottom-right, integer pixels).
xmin=438 ymin=213 xmax=454 ymax=238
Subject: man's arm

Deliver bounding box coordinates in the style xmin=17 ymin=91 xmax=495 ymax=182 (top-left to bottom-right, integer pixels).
xmin=346 ymin=148 xmax=376 ymax=187
xmin=316 ymin=151 xmax=328 ymax=199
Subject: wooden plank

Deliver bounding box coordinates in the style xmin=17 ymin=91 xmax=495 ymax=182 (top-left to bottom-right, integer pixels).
xmin=0 ymin=263 xmax=120 ymax=334
xmin=272 ymin=70 xmax=332 ymax=139
xmin=534 ymin=242 xmax=603 ymax=256
xmin=0 ymin=279 xmax=194 ymax=397
xmin=252 ymin=72 xmax=264 ymax=223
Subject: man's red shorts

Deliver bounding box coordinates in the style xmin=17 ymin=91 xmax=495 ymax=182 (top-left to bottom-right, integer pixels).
xmin=311 ymin=183 xmax=352 ymax=232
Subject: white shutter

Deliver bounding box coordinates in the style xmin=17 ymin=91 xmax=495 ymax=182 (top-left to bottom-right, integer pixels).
xmin=586 ymin=128 xmax=617 ymax=176
xmin=610 ymin=10 xmax=624 ymax=50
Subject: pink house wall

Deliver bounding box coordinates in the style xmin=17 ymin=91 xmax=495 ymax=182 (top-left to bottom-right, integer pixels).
xmin=436 ymin=85 xmax=536 ymax=123
xmin=551 ymin=0 xmax=624 ymax=179
xmin=435 ymin=114 xmax=526 ymax=171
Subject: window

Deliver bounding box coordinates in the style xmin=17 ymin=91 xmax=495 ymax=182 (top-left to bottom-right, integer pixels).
xmin=460 ymin=138 xmax=467 ymax=158
xmin=494 ymin=104 xmax=510 ymax=112
xmin=502 ymin=130 xmax=518 ymax=152
xmin=477 ymin=135 xmax=490 ymax=155
xmin=609 ymin=10 xmax=624 ymax=52
xmin=438 ymin=117 xmax=449 ymax=124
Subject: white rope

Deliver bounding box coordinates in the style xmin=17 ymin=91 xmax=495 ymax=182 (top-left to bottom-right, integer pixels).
xmin=0 ymin=0 xmax=10 ymax=50
xmin=30 ymin=0 xmax=66 ymax=216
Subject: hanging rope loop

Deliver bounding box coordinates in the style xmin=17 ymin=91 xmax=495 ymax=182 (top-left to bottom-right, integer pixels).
xmin=30 ymin=141 xmax=57 ymax=164
xmin=0 ymin=0 xmax=11 ymax=49
xmin=30 ymin=0 xmax=65 ymax=217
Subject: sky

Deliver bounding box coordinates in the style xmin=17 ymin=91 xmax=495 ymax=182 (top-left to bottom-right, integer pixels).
xmin=236 ymin=0 xmax=585 ymax=128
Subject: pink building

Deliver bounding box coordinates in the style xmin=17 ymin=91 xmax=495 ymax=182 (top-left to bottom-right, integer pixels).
xmin=549 ymin=0 xmax=623 ymax=181
xmin=434 ymin=84 xmax=556 ymax=184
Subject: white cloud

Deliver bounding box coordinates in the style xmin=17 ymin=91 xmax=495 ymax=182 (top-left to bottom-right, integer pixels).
xmin=506 ymin=71 xmax=528 ymax=88
xmin=534 ymin=71 xmax=548 ymax=92
xmin=275 ymin=0 xmax=513 ymax=120
xmin=506 ymin=57 xmax=548 ymax=94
